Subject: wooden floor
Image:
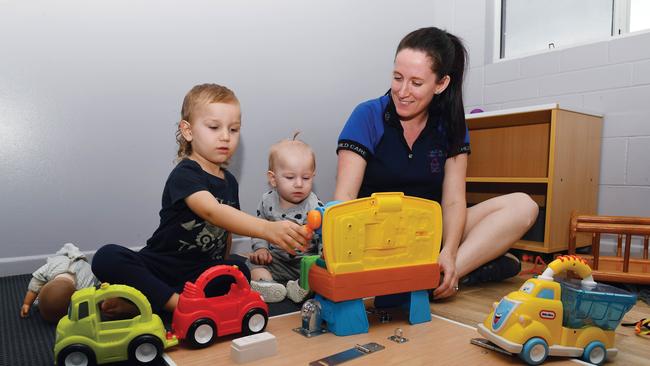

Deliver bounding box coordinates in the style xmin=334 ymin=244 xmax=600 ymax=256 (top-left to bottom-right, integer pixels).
xmin=168 ymin=264 xmax=650 ymax=365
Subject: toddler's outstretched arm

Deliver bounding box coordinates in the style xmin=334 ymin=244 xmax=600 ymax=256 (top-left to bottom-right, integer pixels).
xmin=186 ymin=191 xmax=309 ymax=254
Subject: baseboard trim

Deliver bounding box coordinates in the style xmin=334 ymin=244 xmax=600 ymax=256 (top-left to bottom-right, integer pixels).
xmin=0 ymin=236 xmax=254 ymax=277
xmin=0 ymin=246 xmax=144 ymax=277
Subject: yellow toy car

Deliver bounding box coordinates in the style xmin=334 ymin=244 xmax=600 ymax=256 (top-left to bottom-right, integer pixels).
xmin=54 ymin=283 xmax=178 ymax=365
xmin=477 ymin=255 xmax=636 ymax=365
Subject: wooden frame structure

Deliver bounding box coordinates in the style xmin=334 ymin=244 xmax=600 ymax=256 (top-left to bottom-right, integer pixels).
xmin=568 ymin=213 xmax=650 ymax=284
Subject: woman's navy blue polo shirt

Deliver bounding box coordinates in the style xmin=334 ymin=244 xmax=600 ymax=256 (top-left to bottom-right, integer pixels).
xmin=337 ymin=94 xmax=470 ymax=203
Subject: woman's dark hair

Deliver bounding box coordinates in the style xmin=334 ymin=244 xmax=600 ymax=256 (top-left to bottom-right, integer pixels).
xmin=396 ymin=27 xmax=468 ymax=152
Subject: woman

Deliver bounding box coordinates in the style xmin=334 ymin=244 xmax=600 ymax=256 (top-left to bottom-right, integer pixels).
xmin=334 ymin=27 xmax=538 ymax=299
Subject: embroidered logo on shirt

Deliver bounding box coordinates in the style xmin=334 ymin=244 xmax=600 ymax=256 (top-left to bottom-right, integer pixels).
xmin=428 ymin=149 xmax=444 ymax=173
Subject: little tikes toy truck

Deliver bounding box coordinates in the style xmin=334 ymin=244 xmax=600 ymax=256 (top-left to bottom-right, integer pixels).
xmin=306 ymin=192 xmax=442 ymax=336
xmin=477 ymin=255 xmax=636 ymax=365
xmin=54 ymin=283 xmax=178 ymax=366
xmin=172 ymin=265 xmax=269 ymax=348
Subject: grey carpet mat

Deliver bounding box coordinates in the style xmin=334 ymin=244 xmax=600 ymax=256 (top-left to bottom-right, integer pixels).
xmin=0 ymin=274 xmax=56 ymax=366
xmin=0 ymin=274 xmax=301 ymax=366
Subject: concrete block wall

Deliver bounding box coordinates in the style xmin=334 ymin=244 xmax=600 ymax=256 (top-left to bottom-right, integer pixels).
xmin=436 ymin=0 xmax=650 ymax=254
xmin=476 ymin=35 xmax=650 ymax=218
xmin=437 ymin=0 xmax=650 ymax=219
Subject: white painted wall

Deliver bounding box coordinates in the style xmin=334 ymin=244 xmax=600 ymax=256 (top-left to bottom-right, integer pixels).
xmin=437 ymin=0 xmax=650 ymax=254
xmin=0 ymin=0 xmax=438 ymax=274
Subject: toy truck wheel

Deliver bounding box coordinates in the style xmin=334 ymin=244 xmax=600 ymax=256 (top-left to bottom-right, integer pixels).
xmin=582 ymin=341 xmax=607 ymax=365
xmin=242 ymin=308 xmax=268 ymax=335
xmin=519 ymin=337 xmax=549 ymax=365
xmin=187 ymin=318 xmax=217 ymax=348
xmin=128 ymin=335 xmax=163 ymax=364
xmin=57 ymin=344 xmax=97 ymax=366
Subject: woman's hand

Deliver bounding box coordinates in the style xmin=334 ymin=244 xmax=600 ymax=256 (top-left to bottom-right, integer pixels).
xmin=433 ymin=248 xmax=459 ymax=299
xmin=250 ymin=248 xmax=273 ymax=265
xmin=265 ymin=220 xmax=308 ymax=255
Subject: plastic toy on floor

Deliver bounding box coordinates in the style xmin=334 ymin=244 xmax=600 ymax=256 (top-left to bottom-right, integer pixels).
xmin=299 ymin=192 xmax=442 ymax=336
xmin=519 ymin=254 xmax=548 ymax=277
xmin=54 ymin=283 xmax=178 ymax=366
xmin=476 ymin=255 xmax=637 ymax=365
xmin=21 ymin=242 xmax=97 ymax=323
xmin=172 ymin=264 xmax=269 ymax=348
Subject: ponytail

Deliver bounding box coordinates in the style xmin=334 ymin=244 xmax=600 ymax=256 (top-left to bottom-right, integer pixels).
xmin=439 ymin=32 xmax=467 ymax=152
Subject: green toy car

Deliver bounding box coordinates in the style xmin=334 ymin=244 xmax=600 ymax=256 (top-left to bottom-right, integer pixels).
xmin=54 ymin=283 xmax=178 ymax=365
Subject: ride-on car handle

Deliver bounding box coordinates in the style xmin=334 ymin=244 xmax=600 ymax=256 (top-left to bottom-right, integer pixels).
xmin=188 ymin=265 xmax=248 ymax=295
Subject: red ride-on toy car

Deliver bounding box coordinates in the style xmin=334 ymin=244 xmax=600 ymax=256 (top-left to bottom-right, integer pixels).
xmin=172 ymin=265 xmax=269 ymax=348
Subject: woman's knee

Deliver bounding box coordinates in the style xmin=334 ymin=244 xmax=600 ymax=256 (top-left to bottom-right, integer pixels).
xmin=509 ymin=192 xmax=539 ymax=228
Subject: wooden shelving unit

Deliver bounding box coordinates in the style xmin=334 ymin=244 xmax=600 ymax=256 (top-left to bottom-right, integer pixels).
xmin=465 ymin=104 xmax=603 ymax=253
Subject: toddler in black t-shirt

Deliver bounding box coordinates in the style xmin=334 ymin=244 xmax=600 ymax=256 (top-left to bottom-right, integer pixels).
xmin=92 ymin=84 xmax=311 ymax=316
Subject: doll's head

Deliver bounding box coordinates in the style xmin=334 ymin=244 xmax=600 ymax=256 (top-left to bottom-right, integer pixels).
xmin=38 ymin=274 xmax=76 ymax=323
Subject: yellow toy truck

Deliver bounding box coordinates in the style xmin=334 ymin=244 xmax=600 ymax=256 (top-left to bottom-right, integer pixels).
xmin=54 ymin=283 xmax=178 ymax=366
xmin=476 ymin=255 xmax=636 ymax=365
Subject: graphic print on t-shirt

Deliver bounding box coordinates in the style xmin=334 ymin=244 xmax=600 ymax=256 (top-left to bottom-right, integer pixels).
xmin=178 ymin=220 xmax=227 ymax=259
xmin=176 ymin=198 xmax=233 ymax=260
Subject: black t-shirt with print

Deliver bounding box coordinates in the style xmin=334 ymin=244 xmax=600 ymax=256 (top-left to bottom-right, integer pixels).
xmin=144 ymin=159 xmax=239 ymax=261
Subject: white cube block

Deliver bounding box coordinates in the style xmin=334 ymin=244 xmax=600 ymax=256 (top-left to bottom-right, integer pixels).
xmin=230 ymin=332 xmax=277 ymax=364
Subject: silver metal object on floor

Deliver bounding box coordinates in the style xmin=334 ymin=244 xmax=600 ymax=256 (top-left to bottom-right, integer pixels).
xmin=388 ymin=328 xmax=408 ymax=343
xmin=293 ymin=299 xmax=328 ymax=338
xmin=309 ymin=342 xmax=385 ymax=366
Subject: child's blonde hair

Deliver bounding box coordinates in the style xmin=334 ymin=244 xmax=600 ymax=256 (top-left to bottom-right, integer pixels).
xmin=175 ymin=83 xmax=239 ymax=161
xmin=268 ymin=131 xmax=316 ymax=172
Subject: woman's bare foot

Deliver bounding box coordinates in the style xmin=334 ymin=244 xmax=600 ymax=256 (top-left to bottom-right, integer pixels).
xmin=100 ymin=297 xmax=139 ymax=320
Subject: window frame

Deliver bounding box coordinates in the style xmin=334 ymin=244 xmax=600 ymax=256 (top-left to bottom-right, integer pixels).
xmin=493 ymin=0 xmax=649 ymax=62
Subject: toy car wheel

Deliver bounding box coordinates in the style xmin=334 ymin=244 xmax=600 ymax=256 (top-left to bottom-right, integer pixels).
xmin=187 ymin=318 xmax=217 ymax=348
xmin=128 ymin=335 xmax=163 ymax=364
xmin=242 ymin=308 xmax=268 ymax=335
xmin=57 ymin=344 xmax=97 ymax=366
xmin=519 ymin=337 xmax=549 ymax=365
xmin=582 ymin=341 xmax=607 ymax=365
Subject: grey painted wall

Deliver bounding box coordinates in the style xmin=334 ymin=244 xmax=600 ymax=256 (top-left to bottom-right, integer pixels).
xmin=0 ymin=0 xmax=438 ymax=274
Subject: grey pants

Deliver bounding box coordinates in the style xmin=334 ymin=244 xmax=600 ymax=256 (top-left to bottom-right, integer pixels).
xmin=246 ymin=250 xmax=306 ymax=283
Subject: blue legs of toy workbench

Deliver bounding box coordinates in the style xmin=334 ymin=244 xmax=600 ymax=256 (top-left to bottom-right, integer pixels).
xmin=374 ymin=290 xmax=431 ymax=324
xmin=316 ymin=290 xmax=431 ymax=336
xmin=315 ymin=294 xmax=368 ymax=336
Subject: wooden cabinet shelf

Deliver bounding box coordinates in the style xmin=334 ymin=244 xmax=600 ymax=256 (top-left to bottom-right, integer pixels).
xmin=465 ymin=104 xmax=603 ymax=253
